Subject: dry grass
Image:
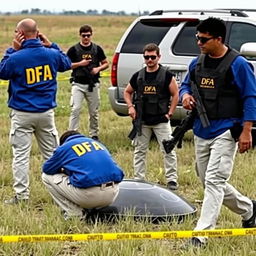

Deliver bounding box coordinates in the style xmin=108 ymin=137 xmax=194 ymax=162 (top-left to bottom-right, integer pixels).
xmin=0 ymin=15 xmax=256 ymax=256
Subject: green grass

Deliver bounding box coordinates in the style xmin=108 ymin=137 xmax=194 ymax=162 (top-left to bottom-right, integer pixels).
xmin=0 ymin=15 xmax=256 ymax=256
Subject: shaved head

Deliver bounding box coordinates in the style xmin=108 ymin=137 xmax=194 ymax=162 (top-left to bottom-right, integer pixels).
xmin=16 ymin=18 xmax=38 ymax=37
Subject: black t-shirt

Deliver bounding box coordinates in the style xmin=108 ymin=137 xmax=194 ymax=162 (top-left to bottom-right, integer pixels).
xmin=67 ymin=43 xmax=106 ymax=83
xmin=191 ymin=48 xmax=233 ymax=82
xmin=129 ymin=67 xmax=174 ymax=125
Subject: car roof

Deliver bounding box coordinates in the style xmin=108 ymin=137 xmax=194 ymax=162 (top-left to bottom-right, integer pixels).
xmin=137 ymin=9 xmax=256 ymax=24
xmin=149 ymin=9 xmax=256 ymax=17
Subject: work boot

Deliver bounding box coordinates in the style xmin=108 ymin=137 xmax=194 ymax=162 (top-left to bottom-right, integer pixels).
xmin=167 ymin=181 xmax=178 ymax=190
xmin=242 ymin=200 xmax=256 ymax=228
xmin=4 ymin=195 xmax=28 ymax=205
xmin=180 ymin=237 xmax=206 ymax=250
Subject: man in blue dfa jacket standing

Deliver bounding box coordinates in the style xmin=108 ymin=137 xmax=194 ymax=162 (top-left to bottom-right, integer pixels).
xmin=0 ymin=18 xmax=71 ymax=204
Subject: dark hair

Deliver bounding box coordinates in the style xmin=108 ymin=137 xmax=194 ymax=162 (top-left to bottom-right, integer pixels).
xmin=143 ymin=43 xmax=160 ymax=55
xmin=59 ymin=130 xmax=80 ymax=145
xmin=197 ymin=17 xmax=226 ymax=43
xmin=79 ymin=24 xmax=93 ymax=35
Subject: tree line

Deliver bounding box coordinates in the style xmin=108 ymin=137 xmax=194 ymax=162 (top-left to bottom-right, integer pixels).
xmin=1 ymin=8 xmax=150 ymax=16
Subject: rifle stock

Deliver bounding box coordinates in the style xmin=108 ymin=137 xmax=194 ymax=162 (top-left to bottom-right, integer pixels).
xmin=191 ymin=81 xmax=210 ymax=128
xmin=162 ymin=82 xmax=210 ymax=153
xmin=128 ymin=119 xmax=142 ymax=140
xmin=162 ymin=111 xmax=195 ymax=153
xmin=128 ymin=90 xmax=143 ymax=140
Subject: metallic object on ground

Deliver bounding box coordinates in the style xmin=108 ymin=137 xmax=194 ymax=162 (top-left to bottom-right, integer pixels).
xmin=90 ymin=179 xmax=197 ymax=223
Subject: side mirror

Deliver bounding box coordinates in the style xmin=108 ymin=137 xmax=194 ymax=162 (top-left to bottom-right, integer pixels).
xmin=240 ymin=42 xmax=256 ymax=57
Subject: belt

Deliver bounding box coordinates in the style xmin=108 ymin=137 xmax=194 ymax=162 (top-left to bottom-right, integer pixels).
xmin=96 ymin=181 xmax=119 ymax=188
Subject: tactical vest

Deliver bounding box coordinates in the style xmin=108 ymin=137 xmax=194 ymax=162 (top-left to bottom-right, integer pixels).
xmin=72 ymin=42 xmax=99 ymax=78
xmin=194 ymin=49 xmax=243 ymax=119
xmin=136 ymin=65 xmax=170 ymax=116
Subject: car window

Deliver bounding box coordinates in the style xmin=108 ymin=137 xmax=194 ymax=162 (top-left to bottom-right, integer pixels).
xmin=120 ymin=20 xmax=175 ymax=53
xmin=228 ymin=22 xmax=256 ymax=51
xmin=172 ymin=21 xmax=200 ymax=56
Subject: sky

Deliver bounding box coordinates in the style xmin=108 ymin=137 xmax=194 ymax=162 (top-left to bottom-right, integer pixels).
xmin=1 ymin=0 xmax=256 ymax=14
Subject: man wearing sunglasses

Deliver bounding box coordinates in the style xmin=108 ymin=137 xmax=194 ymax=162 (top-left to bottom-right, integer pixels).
xmin=67 ymin=25 xmax=109 ymax=141
xmin=180 ymin=17 xmax=256 ymax=248
xmin=124 ymin=43 xmax=179 ymax=190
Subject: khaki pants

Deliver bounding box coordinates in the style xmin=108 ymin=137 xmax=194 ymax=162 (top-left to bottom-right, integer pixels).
xmin=69 ymin=82 xmax=100 ymax=137
xmin=133 ymin=122 xmax=177 ymax=183
xmin=42 ymin=173 xmax=119 ymax=218
xmin=10 ymin=109 xmax=58 ymax=199
xmin=194 ymin=130 xmax=253 ymax=242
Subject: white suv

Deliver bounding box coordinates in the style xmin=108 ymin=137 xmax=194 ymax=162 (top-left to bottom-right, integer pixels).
xmin=108 ymin=9 xmax=256 ymax=124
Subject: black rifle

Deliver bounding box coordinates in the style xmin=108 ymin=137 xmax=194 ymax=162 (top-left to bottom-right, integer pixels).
xmin=162 ymin=110 xmax=196 ymax=153
xmin=190 ymin=81 xmax=210 ymax=128
xmin=71 ymin=63 xmax=95 ymax=92
xmin=162 ymin=81 xmax=210 ymax=153
xmin=83 ymin=65 xmax=95 ymax=92
xmin=128 ymin=118 xmax=142 ymax=140
xmin=128 ymin=87 xmax=144 ymax=140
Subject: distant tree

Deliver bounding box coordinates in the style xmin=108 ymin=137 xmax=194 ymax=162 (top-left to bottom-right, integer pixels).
xmin=42 ymin=9 xmax=51 ymax=15
xmin=31 ymin=8 xmax=41 ymax=14
xmin=63 ymin=10 xmax=86 ymax=15
xmin=86 ymin=9 xmax=98 ymax=15
xmin=21 ymin=9 xmax=29 ymax=14
xmin=117 ymin=11 xmax=126 ymax=16
xmin=102 ymin=9 xmax=113 ymax=15
xmin=142 ymin=11 xmax=150 ymax=15
xmin=0 ymin=8 xmax=143 ymax=16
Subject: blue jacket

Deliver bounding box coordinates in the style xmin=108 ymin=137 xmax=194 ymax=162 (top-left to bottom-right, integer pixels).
xmin=180 ymin=55 xmax=256 ymax=139
xmin=42 ymin=134 xmax=124 ymax=188
xmin=0 ymin=39 xmax=71 ymax=112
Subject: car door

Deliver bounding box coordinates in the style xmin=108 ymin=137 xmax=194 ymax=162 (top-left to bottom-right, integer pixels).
xmin=226 ymin=21 xmax=256 ymax=72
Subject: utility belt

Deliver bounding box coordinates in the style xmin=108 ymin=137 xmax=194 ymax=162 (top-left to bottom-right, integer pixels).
xmin=71 ymin=77 xmax=97 ymax=92
xmin=71 ymin=77 xmax=95 ymax=85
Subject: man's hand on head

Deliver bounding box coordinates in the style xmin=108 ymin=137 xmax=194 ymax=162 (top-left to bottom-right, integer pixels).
xmin=38 ymin=33 xmax=52 ymax=47
xmin=12 ymin=31 xmax=25 ymax=51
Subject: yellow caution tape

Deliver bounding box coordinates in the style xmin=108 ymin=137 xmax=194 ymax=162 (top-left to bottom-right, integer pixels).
xmin=1 ymin=228 xmax=256 ymax=243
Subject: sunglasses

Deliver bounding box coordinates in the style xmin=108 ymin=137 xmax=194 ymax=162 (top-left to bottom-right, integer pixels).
xmin=143 ymin=55 xmax=157 ymax=60
xmin=195 ymin=35 xmax=214 ymax=44
xmin=81 ymin=34 xmax=91 ymax=38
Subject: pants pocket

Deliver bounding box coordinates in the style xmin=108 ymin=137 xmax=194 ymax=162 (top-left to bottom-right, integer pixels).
xmin=53 ymin=174 xmax=66 ymax=185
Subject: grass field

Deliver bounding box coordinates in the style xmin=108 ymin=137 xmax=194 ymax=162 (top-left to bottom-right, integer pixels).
xmin=0 ymin=15 xmax=256 ymax=256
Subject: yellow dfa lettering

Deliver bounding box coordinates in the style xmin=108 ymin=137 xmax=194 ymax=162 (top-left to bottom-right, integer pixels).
xmin=26 ymin=68 xmax=36 ymax=84
xmin=72 ymin=141 xmax=104 ymax=156
xmin=144 ymin=86 xmax=156 ymax=92
xmin=44 ymin=65 xmax=53 ymax=81
xmin=72 ymin=144 xmax=86 ymax=156
xmin=82 ymin=142 xmax=92 ymax=152
xmin=201 ymin=78 xmax=214 ymax=86
xmin=144 ymin=86 xmax=156 ymax=94
xmin=35 ymin=66 xmax=43 ymax=83
xmin=92 ymin=141 xmax=104 ymax=151
xmin=82 ymin=53 xmax=92 ymax=59
xmin=26 ymin=65 xmax=53 ymax=85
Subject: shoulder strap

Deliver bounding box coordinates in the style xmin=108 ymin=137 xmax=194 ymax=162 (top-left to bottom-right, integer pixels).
xmin=216 ymin=49 xmax=240 ymax=73
xmin=74 ymin=43 xmax=82 ymax=52
xmin=156 ymin=65 xmax=167 ymax=85
xmin=74 ymin=42 xmax=98 ymax=54
xmin=90 ymin=42 xmax=98 ymax=55
xmin=195 ymin=54 xmax=205 ymax=73
xmin=137 ymin=67 xmax=146 ymax=95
